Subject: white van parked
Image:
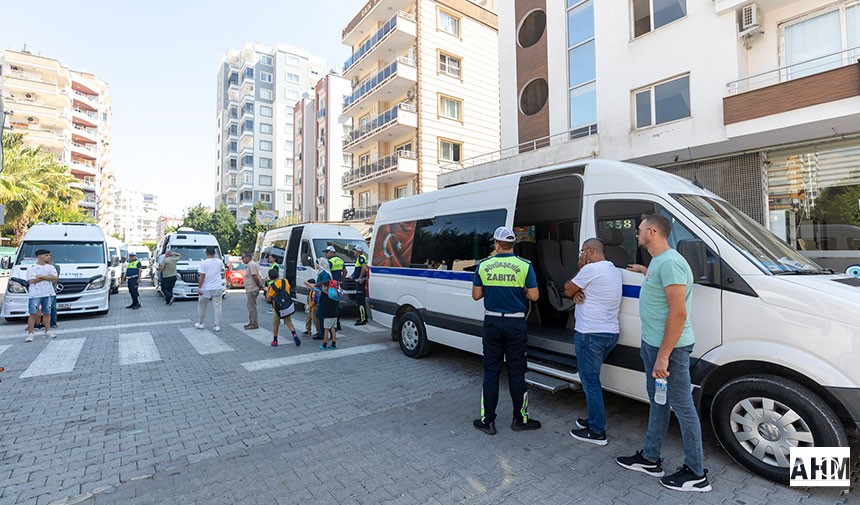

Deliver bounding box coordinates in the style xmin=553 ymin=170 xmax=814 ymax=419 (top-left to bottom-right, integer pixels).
xmin=106 ymin=236 xmax=123 ymax=295
xmin=121 ymin=244 xmax=152 ymax=278
xmin=2 ymin=223 xmax=111 ymax=319
xmin=369 ymin=159 xmax=860 ymax=484
xmin=256 ymin=224 xmax=366 ymax=305
xmin=152 ymin=230 xmax=226 ymax=299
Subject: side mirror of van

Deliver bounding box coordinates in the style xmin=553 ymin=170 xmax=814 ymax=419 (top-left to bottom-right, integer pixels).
xmin=0 ymin=256 xmax=10 ymax=270
xmin=110 ymin=256 xmax=120 ymax=268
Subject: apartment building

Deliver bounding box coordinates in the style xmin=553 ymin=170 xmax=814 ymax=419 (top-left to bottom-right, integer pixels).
xmin=156 ymin=215 xmax=183 ymax=240
xmin=214 ymin=43 xmax=325 ymax=223
xmin=0 ymin=49 xmax=114 ymax=221
xmin=438 ymin=0 xmax=860 ymax=275
xmin=340 ymin=0 xmax=501 ymax=222
xmin=114 ymin=188 xmax=159 ymax=243
xmin=293 ymin=96 xmax=316 ymax=223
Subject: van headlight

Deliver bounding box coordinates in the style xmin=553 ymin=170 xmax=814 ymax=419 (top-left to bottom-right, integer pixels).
xmin=87 ymin=275 xmax=106 ymax=290
xmin=7 ymin=279 xmax=28 ymax=294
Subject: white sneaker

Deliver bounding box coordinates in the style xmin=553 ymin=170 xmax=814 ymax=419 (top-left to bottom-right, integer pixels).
xmin=194 ymin=323 xmax=205 ymax=330
xmin=44 ymin=331 xmax=55 ymax=339
xmin=25 ymin=333 xmax=34 ymax=342
xmin=213 ymin=325 xmax=221 ymax=332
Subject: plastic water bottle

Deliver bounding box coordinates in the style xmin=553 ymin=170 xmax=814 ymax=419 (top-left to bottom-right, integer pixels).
xmin=655 ymin=378 xmax=668 ymax=405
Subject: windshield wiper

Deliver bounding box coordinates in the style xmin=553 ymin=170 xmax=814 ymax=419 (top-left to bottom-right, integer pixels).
xmin=772 ymin=270 xmax=826 ymax=275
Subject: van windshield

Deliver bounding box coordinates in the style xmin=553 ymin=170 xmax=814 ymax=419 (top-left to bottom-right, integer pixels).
xmin=135 ymin=251 xmax=150 ymax=259
xmin=313 ymin=239 xmax=366 ymax=264
xmin=17 ymin=242 xmax=105 ymax=265
xmin=673 ymin=194 xmax=825 ymax=274
xmin=169 ymin=246 xmax=218 ymax=261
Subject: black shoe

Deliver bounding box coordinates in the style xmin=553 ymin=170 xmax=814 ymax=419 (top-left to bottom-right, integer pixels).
xmin=660 ymin=466 xmax=711 ymax=492
xmin=576 ymin=418 xmax=588 ymax=429
xmin=35 ymin=324 xmax=44 ymax=330
xmin=312 ymin=336 xmax=323 ymax=340
xmin=126 ymin=304 xmax=135 ymax=309
xmin=569 ymin=427 xmax=607 ymax=446
xmin=51 ymin=323 xmax=58 ymax=329
xmin=335 ymin=324 xmax=342 ymax=331
xmin=511 ymin=418 xmax=541 ymax=431
xmin=473 ymin=419 xmax=497 ymax=435
xmin=354 ymin=320 xmax=367 ymax=326
xmin=168 ymin=298 xmax=174 ymax=305
xmin=616 ymin=450 xmax=664 ymax=477
xmin=131 ymin=305 xmax=141 ymax=310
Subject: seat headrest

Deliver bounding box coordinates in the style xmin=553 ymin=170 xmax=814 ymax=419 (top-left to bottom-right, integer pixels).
xmin=601 ymin=228 xmax=624 ymax=246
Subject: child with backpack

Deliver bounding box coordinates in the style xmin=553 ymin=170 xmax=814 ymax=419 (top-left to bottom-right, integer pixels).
xmin=315 ymin=257 xmax=338 ymax=350
xmin=302 ymin=277 xmax=320 ymax=336
xmin=265 ymin=269 xmax=301 ymax=347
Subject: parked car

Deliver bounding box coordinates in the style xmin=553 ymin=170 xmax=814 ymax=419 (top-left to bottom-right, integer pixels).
xmin=225 ymin=256 xmax=246 ymax=289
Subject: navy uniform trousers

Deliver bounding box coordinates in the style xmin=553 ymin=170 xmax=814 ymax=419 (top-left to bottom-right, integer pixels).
xmin=481 ymin=316 xmax=529 ymax=424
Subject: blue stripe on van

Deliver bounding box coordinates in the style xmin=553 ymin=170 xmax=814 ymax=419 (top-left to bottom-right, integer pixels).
xmin=372 ymin=266 xmax=643 ymax=298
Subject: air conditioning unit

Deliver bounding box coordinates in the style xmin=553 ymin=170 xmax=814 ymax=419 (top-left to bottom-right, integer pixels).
xmin=24 ymin=92 xmax=36 ymax=101
xmin=351 ymin=77 xmax=359 ymax=88
xmin=27 ymin=117 xmax=38 ymax=124
xmin=10 ymin=65 xmax=21 ymax=72
xmin=738 ymin=4 xmax=763 ymax=38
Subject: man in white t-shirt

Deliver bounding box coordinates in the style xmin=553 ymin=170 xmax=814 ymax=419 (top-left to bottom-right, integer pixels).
xmin=194 ymin=247 xmax=225 ymax=331
xmin=26 ymin=249 xmax=59 ymax=342
xmin=563 ymin=238 xmax=622 ymax=446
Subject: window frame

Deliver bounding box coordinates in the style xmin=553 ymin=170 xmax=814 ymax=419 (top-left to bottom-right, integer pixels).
xmin=260 ymin=54 xmax=274 ymax=66
xmin=260 ymin=105 xmax=273 ymax=117
xmin=286 ymin=72 xmax=301 ymax=84
xmin=438 ymin=94 xmax=464 ymax=122
xmin=260 ymin=123 xmax=273 ymax=134
xmin=259 ymin=192 xmax=272 ymax=204
xmin=438 ymin=50 xmax=463 ymax=79
xmin=631 ymin=0 xmax=688 ymax=39
xmin=632 ymin=73 xmax=691 ymax=130
xmin=259 ymin=157 xmax=272 ymax=169
xmin=437 ymin=8 xmax=462 ymax=38
xmin=777 ymin=2 xmax=860 ymax=80
xmin=438 ymin=138 xmax=464 ymax=163
xmin=259 ymin=140 xmax=273 ymax=152
xmin=259 ymin=88 xmax=274 ymax=101
xmin=260 ymin=71 xmax=273 ymax=83
xmin=258 ymin=175 xmax=273 ymax=186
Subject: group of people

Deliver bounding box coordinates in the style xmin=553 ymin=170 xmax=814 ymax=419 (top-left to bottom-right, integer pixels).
xmin=473 ymin=217 xmax=711 ymax=493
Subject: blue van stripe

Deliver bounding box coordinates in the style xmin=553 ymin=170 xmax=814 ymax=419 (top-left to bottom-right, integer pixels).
xmin=622 ymin=284 xmax=641 ymax=299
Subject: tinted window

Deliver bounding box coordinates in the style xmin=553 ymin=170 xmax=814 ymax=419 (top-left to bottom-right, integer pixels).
xmin=411 ymin=209 xmax=507 ymax=271
xmin=170 ymin=246 xmax=215 ymax=261
xmin=17 ymin=242 xmax=105 ymax=265
xmin=313 ymin=239 xmax=365 ymax=265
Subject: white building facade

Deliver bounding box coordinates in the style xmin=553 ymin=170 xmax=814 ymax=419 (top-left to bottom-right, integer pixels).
xmin=214 ymin=43 xmax=324 ymax=223
xmin=114 ymin=188 xmax=159 ymax=243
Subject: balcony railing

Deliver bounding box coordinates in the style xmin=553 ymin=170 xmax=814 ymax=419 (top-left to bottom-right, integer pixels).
xmin=354 ymin=204 xmax=380 ymax=221
xmin=343 ymin=150 xmax=416 ymax=186
xmin=343 ymin=102 xmax=417 ymax=148
xmin=71 ymin=142 xmax=97 ymax=155
xmin=73 ymin=107 xmax=98 ymax=120
xmin=73 ymin=90 xmax=98 ymax=104
xmin=343 ymin=11 xmax=415 ymax=73
xmin=73 ymin=124 xmax=98 ymax=136
xmin=727 ymin=46 xmax=860 ymax=94
xmin=344 ymin=57 xmax=415 ymax=111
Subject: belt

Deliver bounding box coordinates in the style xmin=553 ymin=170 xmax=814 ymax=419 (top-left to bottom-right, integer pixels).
xmin=484 ymin=310 xmax=525 ymax=318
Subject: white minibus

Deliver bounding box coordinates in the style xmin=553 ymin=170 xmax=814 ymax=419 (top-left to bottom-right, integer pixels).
xmin=152 ymin=230 xmax=226 ymax=299
xmin=2 ymin=223 xmax=111 ymax=319
xmin=106 ymin=235 xmax=123 ymax=294
xmin=368 ymin=159 xmax=860 ymax=484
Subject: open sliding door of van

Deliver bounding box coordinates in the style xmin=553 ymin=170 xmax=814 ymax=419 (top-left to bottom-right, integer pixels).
xmin=284 ymin=227 xmax=303 ymax=296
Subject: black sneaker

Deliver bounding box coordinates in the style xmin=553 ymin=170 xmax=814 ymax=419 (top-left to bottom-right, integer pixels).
xmin=473 ymin=419 xmax=497 ymax=435
xmin=616 ymin=450 xmax=664 ymax=477
xmin=354 ymin=320 xmax=367 ymax=326
xmin=511 ymin=418 xmax=541 ymax=431
xmin=569 ymin=427 xmax=607 ymax=446
xmin=660 ymin=466 xmax=711 ymax=492
xmin=576 ymin=418 xmax=588 ymax=429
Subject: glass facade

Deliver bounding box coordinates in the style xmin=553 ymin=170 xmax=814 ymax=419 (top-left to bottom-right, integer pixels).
xmin=567 ymin=0 xmax=597 ymax=133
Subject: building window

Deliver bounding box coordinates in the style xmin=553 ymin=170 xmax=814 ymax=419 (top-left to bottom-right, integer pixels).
xmin=358 ymin=191 xmax=370 ymax=208
xmin=245 ymin=67 xmax=254 ymax=80
xmin=259 ymin=192 xmax=272 ymax=203
xmin=343 ymin=153 xmax=353 ymax=167
xmin=439 ymin=95 xmax=463 ymax=121
xmin=286 ymin=72 xmax=301 ymax=83
xmin=229 ymin=158 xmax=237 ymax=169
xmin=260 ymin=105 xmax=273 ymax=117
xmin=520 ymin=78 xmax=549 ymax=116
xmin=439 ymin=53 xmax=462 ymax=78
xmin=781 ymin=4 xmax=860 ymax=80
xmin=242 ymin=102 xmax=254 ymax=115
xmin=243 ymin=119 xmax=254 ymax=132
xmin=260 ymin=88 xmax=273 ymax=100
xmin=286 ymin=54 xmax=301 ymax=66
xmin=229 ymin=141 xmax=238 ymax=153
xmin=285 ymin=122 xmax=294 ymax=133
xmin=286 ymin=89 xmax=301 ymax=100
xmin=284 ymin=140 xmax=294 ymax=150
xmin=229 ymin=175 xmax=237 ymax=187
xmin=568 ymin=0 xmax=597 ymax=132
xmin=359 ymin=153 xmax=370 ymax=167
xmin=243 ymin=173 xmax=253 ymax=184
xmin=260 ymin=54 xmax=273 ymax=66
xmin=519 ymin=9 xmax=547 ymax=48
xmin=260 ymin=123 xmax=273 ymax=134
xmin=259 ymin=140 xmax=273 ymax=151
xmin=634 ymin=74 xmax=690 ymax=129
xmin=259 ymin=175 xmax=273 ymax=186
xmin=228 ymin=124 xmax=238 ymax=135
xmin=259 ymin=157 xmax=272 ymax=168
xmin=632 ymin=0 xmax=687 ymax=38
xmin=260 ymin=71 xmax=273 ymax=83
xmin=229 ymin=107 xmax=238 ymax=119
xmin=243 ymin=155 xmax=253 ymax=166
xmin=395 ymin=142 xmax=413 ymax=154
xmin=284 ymin=192 xmax=292 ymax=203
xmin=439 ymin=139 xmax=463 ymax=162
xmin=284 ymin=158 xmax=293 ymax=169
xmin=395 ymin=186 xmax=409 ymax=199
xmin=438 ymin=9 xmax=461 ymax=37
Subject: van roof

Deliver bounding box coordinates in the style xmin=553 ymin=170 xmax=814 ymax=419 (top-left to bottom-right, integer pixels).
xmin=262 ymin=223 xmax=365 ymax=242
xmin=21 ymin=223 xmax=107 ymax=242
xmin=167 ymin=231 xmax=220 ymax=245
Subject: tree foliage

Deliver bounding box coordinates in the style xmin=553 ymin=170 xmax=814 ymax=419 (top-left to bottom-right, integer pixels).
xmin=235 ymin=202 xmax=269 ymax=255
xmin=179 ymin=203 xmax=239 ymax=253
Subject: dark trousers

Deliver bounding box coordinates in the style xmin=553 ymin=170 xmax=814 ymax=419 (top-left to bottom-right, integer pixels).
xmin=355 ymin=281 xmax=367 ymax=322
xmin=50 ymin=295 xmax=58 ymax=326
xmin=481 ymin=316 xmax=529 ymax=424
xmin=162 ymin=275 xmax=176 ymax=302
xmin=128 ymin=277 xmax=139 ymax=306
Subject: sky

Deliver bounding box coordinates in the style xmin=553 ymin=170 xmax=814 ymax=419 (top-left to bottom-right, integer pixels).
xmin=3 ymin=0 xmax=357 ymax=216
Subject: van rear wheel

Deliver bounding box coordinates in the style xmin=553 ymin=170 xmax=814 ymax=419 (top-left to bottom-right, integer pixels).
xmin=398 ymin=311 xmax=432 ymax=358
xmin=710 ymin=374 xmax=847 ymax=484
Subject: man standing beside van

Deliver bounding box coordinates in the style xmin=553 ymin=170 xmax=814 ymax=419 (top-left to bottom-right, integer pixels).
xmin=158 ymin=251 xmax=180 ymax=305
xmin=472 ymin=227 xmax=541 ymax=435
xmin=242 ymin=252 xmax=264 ymax=330
xmin=324 ymin=246 xmax=344 ymax=330
xmin=194 ymin=247 xmax=225 ymax=332
xmin=25 ymin=249 xmax=57 ymax=342
xmin=563 ymin=238 xmax=622 ymax=446
xmin=616 ymin=214 xmax=711 ymax=492
xmin=352 ymin=245 xmax=369 ymax=326
xmin=123 ymin=252 xmax=142 ymax=309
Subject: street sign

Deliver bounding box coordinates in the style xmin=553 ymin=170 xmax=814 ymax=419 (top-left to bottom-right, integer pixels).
xmin=256 ymin=210 xmax=277 ymax=226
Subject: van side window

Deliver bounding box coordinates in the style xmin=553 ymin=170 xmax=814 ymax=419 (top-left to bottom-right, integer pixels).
xmin=595 ymin=200 xmax=656 ymax=268
xmin=410 ymin=209 xmax=507 ymax=271
xmin=300 ymin=241 xmax=313 ymax=267
xmin=269 ymin=240 xmax=287 ymax=266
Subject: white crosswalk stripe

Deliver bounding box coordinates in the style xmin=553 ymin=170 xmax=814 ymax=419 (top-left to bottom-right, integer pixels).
xmin=241 ymin=342 xmax=394 ymax=372
xmin=229 ymin=323 xmax=273 ymax=346
xmin=0 ymin=344 xmax=10 ymax=357
xmin=179 ymin=328 xmax=233 ymax=355
xmin=0 ymin=319 xmax=191 ymax=341
xmin=118 ymin=332 xmax=161 ymax=365
xmin=21 ymin=338 xmax=86 ymax=378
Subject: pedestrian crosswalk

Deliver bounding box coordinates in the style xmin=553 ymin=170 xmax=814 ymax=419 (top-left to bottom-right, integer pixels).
xmin=1 ymin=319 xmax=388 ymax=379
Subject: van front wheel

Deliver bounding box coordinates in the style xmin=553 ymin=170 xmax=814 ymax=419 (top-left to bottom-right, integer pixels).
xmin=398 ymin=311 xmax=432 ymax=359
xmin=710 ymin=374 xmax=847 ymax=484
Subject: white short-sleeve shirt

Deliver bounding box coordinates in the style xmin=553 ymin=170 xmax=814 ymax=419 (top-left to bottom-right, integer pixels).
xmin=26 ymin=264 xmax=58 ymax=298
xmin=571 ymin=260 xmax=623 ymax=334
xmin=198 ymin=258 xmax=224 ymax=292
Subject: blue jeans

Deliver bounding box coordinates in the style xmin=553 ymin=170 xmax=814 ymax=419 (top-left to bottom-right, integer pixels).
xmin=574 ymin=331 xmax=619 ymax=434
xmin=50 ymin=296 xmax=57 ymax=326
xmin=28 ymin=296 xmax=52 ymax=315
xmin=640 ymin=342 xmax=705 ymax=475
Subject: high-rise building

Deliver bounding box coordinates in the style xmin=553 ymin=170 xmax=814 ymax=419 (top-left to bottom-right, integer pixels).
xmin=156 ymin=215 xmax=183 ymax=240
xmin=114 ymin=188 xmax=159 ymax=243
xmin=0 ymin=49 xmax=113 ymax=221
xmin=214 ymin=43 xmax=325 ymax=223
xmin=340 ymin=0 xmax=501 ymax=222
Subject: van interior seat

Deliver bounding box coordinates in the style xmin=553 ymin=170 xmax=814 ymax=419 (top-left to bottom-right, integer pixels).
xmin=560 ymin=240 xmax=579 ymax=276
xmin=515 ymin=240 xmax=542 ymax=324
xmin=515 ymin=241 xmax=537 ymax=263
xmin=536 ymin=239 xmax=576 ymax=313
xmin=601 ymin=228 xmax=632 ymax=268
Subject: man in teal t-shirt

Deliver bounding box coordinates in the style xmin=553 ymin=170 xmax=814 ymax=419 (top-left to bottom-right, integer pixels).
xmin=615 ymin=214 xmax=711 ymax=493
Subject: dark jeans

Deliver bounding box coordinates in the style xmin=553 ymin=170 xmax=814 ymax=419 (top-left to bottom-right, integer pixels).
xmin=640 ymin=342 xmax=705 ymax=475
xmin=481 ymin=316 xmax=530 ymax=424
xmin=128 ymin=277 xmax=139 ymax=306
xmin=355 ymin=279 xmax=367 ymax=321
xmin=50 ymin=295 xmax=58 ymax=326
xmin=162 ymin=275 xmax=176 ymax=302
xmin=574 ymin=331 xmax=619 ymax=434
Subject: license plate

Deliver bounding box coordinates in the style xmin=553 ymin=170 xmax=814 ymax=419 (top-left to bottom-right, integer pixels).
xmin=58 ymin=303 xmax=71 ymax=310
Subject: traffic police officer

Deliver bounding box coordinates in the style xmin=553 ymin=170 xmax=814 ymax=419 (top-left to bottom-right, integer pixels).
xmin=325 ymin=246 xmax=345 ymax=330
xmin=123 ymin=252 xmax=142 ymax=309
xmin=472 ymin=226 xmax=541 ymax=435
xmin=352 ymin=244 xmax=369 ymax=326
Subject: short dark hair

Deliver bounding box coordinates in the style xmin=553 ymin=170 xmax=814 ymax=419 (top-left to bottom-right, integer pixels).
xmin=268 ymin=269 xmax=279 ymax=280
xmin=495 ymin=240 xmax=515 ymax=251
xmin=35 ymin=249 xmax=51 ymax=256
xmin=242 ymin=252 xmax=252 ymax=259
xmin=206 ymin=246 xmax=216 ymax=256
xmin=642 ymin=214 xmax=672 ymax=238
xmin=583 ymin=238 xmax=605 ymax=254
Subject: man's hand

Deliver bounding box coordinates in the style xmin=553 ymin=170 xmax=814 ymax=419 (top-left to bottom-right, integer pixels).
xmin=578 ymin=250 xmax=589 ymax=269
xmin=573 ymin=292 xmax=586 ymax=304
xmin=627 ymin=264 xmax=647 ymax=274
xmin=653 ymin=353 xmax=670 ymax=379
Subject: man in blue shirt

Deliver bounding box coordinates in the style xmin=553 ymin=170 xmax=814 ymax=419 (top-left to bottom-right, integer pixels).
xmin=123 ymin=252 xmax=142 ymax=309
xmin=472 ymin=226 xmax=541 ymax=435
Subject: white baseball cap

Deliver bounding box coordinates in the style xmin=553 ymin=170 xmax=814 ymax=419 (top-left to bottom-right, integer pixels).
xmin=492 ymin=226 xmax=516 ymax=243
xmin=354 ymin=244 xmax=366 ymax=253
xmin=324 ymin=246 xmax=336 ymax=253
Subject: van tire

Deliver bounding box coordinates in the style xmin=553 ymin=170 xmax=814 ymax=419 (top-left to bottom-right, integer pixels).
xmin=398 ymin=311 xmax=432 ymax=359
xmin=710 ymin=374 xmax=847 ymax=484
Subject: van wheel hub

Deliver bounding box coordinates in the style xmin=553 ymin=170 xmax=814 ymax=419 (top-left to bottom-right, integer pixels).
xmin=730 ymin=397 xmax=813 ymax=467
xmin=401 ymin=320 xmax=419 ymax=351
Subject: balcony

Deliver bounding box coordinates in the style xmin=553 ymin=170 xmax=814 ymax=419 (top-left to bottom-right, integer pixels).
xmin=343 ymin=102 xmax=417 ymax=152
xmin=78 ymin=198 xmax=97 ymax=209
xmin=8 ymin=102 xmax=66 ymax=129
xmin=353 ymin=204 xmax=380 ymax=221
xmin=342 ymin=0 xmax=414 ymax=46
xmin=19 ymin=128 xmax=65 ymax=150
xmin=71 ymin=141 xmax=97 ymax=159
xmin=342 ymin=150 xmax=417 ymax=190
xmin=70 ymin=160 xmax=97 ymax=176
xmin=344 ymin=57 xmax=417 ymax=115
xmin=4 ymin=74 xmax=62 ymax=96
xmin=343 ymin=11 xmax=417 ymax=81
xmin=70 ymin=180 xmax=96 ymax=192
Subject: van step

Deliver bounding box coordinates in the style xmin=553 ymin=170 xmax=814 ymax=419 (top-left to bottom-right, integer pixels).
xmin=526 ymin=372 xmax=572 ymax=393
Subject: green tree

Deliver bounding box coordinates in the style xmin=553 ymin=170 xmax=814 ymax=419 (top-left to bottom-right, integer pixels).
xmin=235 ymin=202 xmax=269 ymax=255
xmin=180 ymin=204 xmax=212 ymax=231
xmin=179 ymin=203 xmax=239 ymax=253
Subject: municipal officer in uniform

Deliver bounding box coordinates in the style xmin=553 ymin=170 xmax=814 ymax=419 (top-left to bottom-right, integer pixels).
xmin=352 ymin=244 xmax=369 ymax=326
xmin=472 ymin=226 xmax=541 ymax=435
xmin=123 ymin=252 xmax=142 ymax=309
xmin=325 ymin=246 xmax=345 ymax=330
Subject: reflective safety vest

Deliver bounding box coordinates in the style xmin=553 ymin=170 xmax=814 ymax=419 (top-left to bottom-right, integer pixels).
xmin=126 ymin=259 xmax=141 ymax=278
xmin=329 ymin=256 xmax=344 ymax=271
xmin=355 ymin=253 xmax=368 ymax=278
xmin=477 ymin=255 xmax=530 ymax=288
